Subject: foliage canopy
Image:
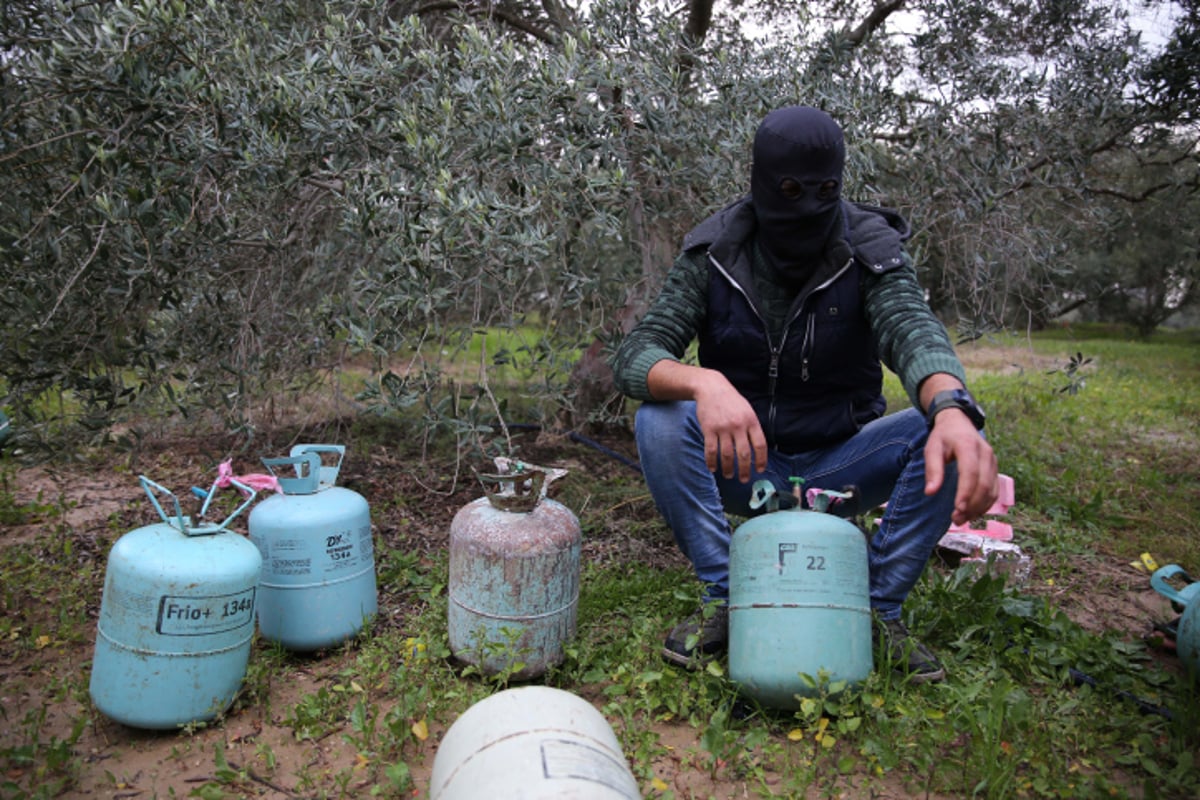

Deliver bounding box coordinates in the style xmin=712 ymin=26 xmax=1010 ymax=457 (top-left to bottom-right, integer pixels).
xmin=0 ymin=0 xmax=1195 ymax=447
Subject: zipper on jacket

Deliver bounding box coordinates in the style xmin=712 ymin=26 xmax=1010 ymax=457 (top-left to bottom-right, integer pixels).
xmin=792 ymin=256 xmax=853 ymax=384
xmin=708 ymin=252 xmax=853 ymax=439
xmin=708 ymin=252 xmax=767 ymax=331
xmin=708 ymin=251 xmax=786 ymax=377
xmin=799 ymin=312 xmax=815 ymax=381
xmin=711 ymin=251 xmax=792 ymax=439
xmin=766 ymin=334 xmax=786 ymax=436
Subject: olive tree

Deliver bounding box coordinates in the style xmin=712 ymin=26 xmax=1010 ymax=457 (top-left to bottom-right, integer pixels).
xmin=2 ymin=0 xmax=1193 ymax=454
xmin=2 ymin=1 xmax=366 ymax=445
xmin=882 ymin=0 xmax=1199 ymax=333
xmin=1067 ymin=146 xmax=1200 ymax=335
xmin=0 ymin=0 xmax=822 ymax=449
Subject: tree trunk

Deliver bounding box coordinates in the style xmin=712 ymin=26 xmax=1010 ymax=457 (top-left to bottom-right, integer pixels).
xmin=562 ymin=1 xmax=714 ymax=429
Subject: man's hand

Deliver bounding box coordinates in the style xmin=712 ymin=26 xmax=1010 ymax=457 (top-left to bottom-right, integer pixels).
xmin=693 ymin=374 xmax=769 ymax=482
xmin=646 ymin=361 xmax=768 ymax=482
xmin=924 ymin=409 xmax=998 ymax=526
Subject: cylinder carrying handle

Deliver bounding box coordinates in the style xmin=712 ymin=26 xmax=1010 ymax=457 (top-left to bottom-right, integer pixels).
xmin=748 ymin=478 xmax=852 ymax=514
xmin=261 ymin=444 xmax=344 ymax=495
xmin=478 ymin=468 xmax=547 ymax=513
xmin=262 ymin=452 xmax=322 ymax=495
xmin=139 ymin=475 xmax=257 ymax=535
xmin=477 ymin=457 xmax=567 ymax=513
xmin=748 ymin=480 xmax=780 ymax=513
xmin=1150 ymin=564 xmax=1200 ymax=607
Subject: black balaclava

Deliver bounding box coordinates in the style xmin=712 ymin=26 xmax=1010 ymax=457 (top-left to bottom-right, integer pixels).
xmin=751 ymin=105 xmax=846 ymax=274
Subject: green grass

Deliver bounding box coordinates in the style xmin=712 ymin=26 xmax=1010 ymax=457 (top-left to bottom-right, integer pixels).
xmin=974 ymin=330 xmax=1200 ymax=571
xmin=1 ymin=325 xmax=1199 ymax=799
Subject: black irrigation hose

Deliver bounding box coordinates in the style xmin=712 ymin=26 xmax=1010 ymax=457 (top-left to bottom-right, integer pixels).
xmin=1012 ymin=643 xmax=1176 ymax=721
xmin=567 ymin=431 xmax=642 ymax=474
xmin=507 ymin=423 xmax=643 ymax=474
xmin=1066 ymin=667 xmax=1175 ymax=720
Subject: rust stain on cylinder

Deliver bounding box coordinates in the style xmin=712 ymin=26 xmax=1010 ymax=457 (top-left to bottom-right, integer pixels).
xmin=448 ymin=494 xmax=581 ymax=680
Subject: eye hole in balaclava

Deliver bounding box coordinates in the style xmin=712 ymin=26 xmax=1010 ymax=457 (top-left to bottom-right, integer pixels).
xmin=751 ymin=106 xmax=845 ymax=272
xmin=778 ymin=178 xmax=842 ymax=202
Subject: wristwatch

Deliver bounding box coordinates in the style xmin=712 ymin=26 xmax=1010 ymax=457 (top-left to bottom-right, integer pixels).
xmin=925 ymin=388 xmax=986 ymax=430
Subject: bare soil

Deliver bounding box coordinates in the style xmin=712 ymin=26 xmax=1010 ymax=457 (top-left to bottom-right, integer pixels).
xmin=0 ymin=352 xmax=1188 ymax=798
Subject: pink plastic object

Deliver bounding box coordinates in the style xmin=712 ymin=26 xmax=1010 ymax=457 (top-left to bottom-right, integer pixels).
xmin=216 ymin=460 xmax=282 ymax=496
xmin=986 ymin=473 xmax=1015 ymax=515
xmin=947 ymin=519 xmax=1014 ymax=541
xmin=877 ymin=475 xmax=1015 ymax=540
xmin=945 ymin=474 xmax=1015 ymax=541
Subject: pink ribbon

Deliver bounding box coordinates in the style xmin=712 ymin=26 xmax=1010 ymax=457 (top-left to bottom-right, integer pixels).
xmin=216 ymin=460 xmax=282 ymax=496
xmin=806 ymin=487 xmax=846 ymax=509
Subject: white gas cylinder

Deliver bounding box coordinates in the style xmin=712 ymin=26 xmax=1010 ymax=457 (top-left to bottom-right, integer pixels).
xmin=429 ymin=686 xmax=641 ymax=799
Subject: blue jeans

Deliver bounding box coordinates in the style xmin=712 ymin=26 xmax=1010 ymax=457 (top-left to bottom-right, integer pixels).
xmin=635 ymin=401 xmax=960 ymax=622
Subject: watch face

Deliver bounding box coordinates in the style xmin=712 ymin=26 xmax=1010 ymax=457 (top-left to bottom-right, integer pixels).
xmin=964 ymin=399 xmax=985 ymax=426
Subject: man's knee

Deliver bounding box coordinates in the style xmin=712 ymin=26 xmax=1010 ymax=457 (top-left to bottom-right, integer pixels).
xmin=635 ymin=401 xmax=696 ymax=452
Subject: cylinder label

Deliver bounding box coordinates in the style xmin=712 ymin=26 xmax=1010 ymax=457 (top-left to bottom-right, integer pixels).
xmin=733 ymin=536 xmax=868 ymax=604
xmin=155 ymin=588 xmax=257 ymax=636
xmin=540 ymin=739 xmax=640 ymax=798
xmin=255 ymin=525 xmax=374 ymax=579
xmin=774 ymin=541 xmax=861 ymax=593
xmin=323 ymin=528 xmax=359 ymax=572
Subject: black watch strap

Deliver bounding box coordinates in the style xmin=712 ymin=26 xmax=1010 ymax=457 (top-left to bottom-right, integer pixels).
xmin=925 ymin=389 xmax=986 ymax=430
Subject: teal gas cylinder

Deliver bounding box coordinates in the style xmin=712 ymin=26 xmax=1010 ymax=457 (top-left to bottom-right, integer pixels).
xmin=89 ymin=477 xmax=261 ymax=730
xmin=430 ymin=686 xmax=641 ymax=800
xmin=1151 ymin=564 xmax=1200 ymax=678
xmin=728 ymin=481 xmax=873 ymax=709
xmin=249 ymin=444 xmax=377 ymax=651
xmin=448 ymin=461 xmax=580 ymax=680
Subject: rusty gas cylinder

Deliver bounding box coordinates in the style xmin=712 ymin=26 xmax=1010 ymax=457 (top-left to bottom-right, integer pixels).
xmin=448 ymin=460 xmax=581 ymax=679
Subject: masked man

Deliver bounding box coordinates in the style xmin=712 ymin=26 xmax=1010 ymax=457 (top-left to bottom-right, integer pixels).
xmin=610 ymin=105 xmax=998 ymax=683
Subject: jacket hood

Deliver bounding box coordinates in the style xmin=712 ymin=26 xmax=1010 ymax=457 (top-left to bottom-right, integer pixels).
xmin=842 ymin=201 xmax=910 ymax=273
xmin=683 ymin=196 xmax=911 ymax=275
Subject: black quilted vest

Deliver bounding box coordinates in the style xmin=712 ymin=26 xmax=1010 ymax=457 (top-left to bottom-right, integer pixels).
xmin=687 ymin=197 xmax=909 ymax=453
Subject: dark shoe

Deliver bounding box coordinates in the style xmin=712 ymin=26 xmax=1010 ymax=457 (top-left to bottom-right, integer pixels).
xmin=662 ymin=604 xmax=728 ymax=669
xmin=873 ymin=617 xmax=946 ymax=683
